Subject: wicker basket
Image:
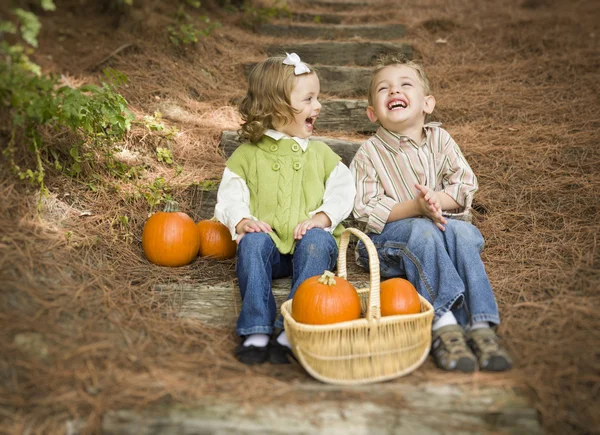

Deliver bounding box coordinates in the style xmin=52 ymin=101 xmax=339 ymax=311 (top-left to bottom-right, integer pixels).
xmin=280 ymin=227 xmax=434 ymax=385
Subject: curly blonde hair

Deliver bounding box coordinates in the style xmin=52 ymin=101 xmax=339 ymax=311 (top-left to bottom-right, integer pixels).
xmin=238 ymin=56 xmax=315 ymax=144
xmin=368 ymin=53 xmax=431 ymax=106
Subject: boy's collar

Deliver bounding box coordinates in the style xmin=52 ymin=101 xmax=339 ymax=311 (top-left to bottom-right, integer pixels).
xmin=378 ymin=122 xmax=442 ymax=146
xmin=265 ymin=129 xmax=309 ymax=151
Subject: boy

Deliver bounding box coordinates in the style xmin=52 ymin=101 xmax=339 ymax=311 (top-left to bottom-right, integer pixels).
xmin=349 ymin=54 xmax=512 ymax=372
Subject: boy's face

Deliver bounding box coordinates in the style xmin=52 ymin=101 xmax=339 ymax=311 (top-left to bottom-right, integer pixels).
xmin=367 ymin=65 xmax=435 ymax=133
xmin=274 ymin=73 xmax=321 ymax=139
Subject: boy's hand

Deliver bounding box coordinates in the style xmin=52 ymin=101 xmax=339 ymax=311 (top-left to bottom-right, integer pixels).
xmin=235 ymin=219 xmax=272 ymax=244
xmin=294 ymin=212 xmax=331 ymax=240
xmin=415 ymin=183 xmax=447 ymax=231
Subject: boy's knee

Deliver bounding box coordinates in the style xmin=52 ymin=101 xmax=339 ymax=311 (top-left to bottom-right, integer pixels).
xmin=446 ymin=220 xmax=484 ymax=248
xmin=409 ymin=219 xmax=440 ymax=242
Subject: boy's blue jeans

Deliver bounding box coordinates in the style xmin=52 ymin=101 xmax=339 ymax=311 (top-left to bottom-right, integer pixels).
xmin=235 ymin=228 xmax=338 ymax=337
xmin=356 ymin=218 xmax=500 ymax=327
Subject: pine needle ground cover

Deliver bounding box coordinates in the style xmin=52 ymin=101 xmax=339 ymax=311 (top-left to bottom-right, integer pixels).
xmin=1 ymin=0 xmax=598 ymax=433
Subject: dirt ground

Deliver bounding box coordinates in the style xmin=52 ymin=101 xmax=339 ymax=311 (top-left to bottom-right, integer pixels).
xmin=1 ymin=0 xmax=599 ymax=433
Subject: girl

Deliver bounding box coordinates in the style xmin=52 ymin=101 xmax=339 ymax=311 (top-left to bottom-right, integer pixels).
xmin=215 ymin=53 xmax=356 ymax=365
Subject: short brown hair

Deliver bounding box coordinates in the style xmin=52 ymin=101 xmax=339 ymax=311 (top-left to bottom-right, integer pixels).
xmin=368 ymin=54 xmax=431 ymax=106
xmin=238 ymin=56 xmax=315 ymax=144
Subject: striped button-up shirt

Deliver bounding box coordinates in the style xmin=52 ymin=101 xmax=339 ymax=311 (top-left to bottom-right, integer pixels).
xmin=349 ymin=123 xmax=478 ymax=234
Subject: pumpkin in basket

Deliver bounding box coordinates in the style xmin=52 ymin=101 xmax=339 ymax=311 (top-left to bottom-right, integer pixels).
xmin=197 ymin=217 xmax=237 ymax=259
xmin=142 ymin=200 xmax=201 ymax=267
xmin=292 ymin=270 xmax=361 ymax=325
xmin=380 ymin=278 xmax=421 ymax=316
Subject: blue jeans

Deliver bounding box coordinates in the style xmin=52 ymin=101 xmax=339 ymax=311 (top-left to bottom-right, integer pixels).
xmin=235 ymin=228 xmax=338 ymax=336
xmin=357 ymin=218 xmax=500 ymax=327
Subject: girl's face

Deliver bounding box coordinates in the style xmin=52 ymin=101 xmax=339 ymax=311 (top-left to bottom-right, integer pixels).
xmin=274 ymin=73 xmax=321 ymax=139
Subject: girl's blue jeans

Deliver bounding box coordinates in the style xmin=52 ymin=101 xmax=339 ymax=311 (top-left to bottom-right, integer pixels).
xmin=235 ymin=228 xmax=338 ymax=337
xmin=356 ymin=218 xmax=500 ymax=327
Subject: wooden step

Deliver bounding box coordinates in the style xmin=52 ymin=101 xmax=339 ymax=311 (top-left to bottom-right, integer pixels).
xmin=158 ymin=277 xmax=369 ymax=326
xmin=287 ymin=12 xmax=343 ymax=24
xmin=257 ymin=23 xmax=405 ymax=40
xmin=226 ymin=97 xmax=376 ymax=133
xmin=265 ymin=41 xmax=413 ymax=66
xmin=320 ymin=99 xmax=377 ymax=133
xmin=243 ymin=63 xmax=371 ymax=97
xmin=294 ymin=0 xmax=370 ymax=10
xmin=220 ymin=130 xmax=361 ymax=167
xmin=101 ymin=383 xmax=542 ymax=434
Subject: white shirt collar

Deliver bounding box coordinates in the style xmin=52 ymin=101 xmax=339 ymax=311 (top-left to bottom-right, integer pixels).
xmin=265 ymin=129 xmax=309 ymax=151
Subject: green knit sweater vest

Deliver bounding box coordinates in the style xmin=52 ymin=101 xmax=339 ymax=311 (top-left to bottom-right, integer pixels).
xmin=226 ymin=135 xmax=344 ymax=254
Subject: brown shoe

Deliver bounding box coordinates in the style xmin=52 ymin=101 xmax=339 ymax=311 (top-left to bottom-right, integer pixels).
xmin=431 ymin=324 xmax=478 ymax=373
xmin=466 ymin=327 xmax=512 ymax=372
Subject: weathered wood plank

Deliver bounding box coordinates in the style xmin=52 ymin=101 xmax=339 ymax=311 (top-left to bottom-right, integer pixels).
xmin=265 ymin=41 xmax=413 ymax=66
xmin=102 ymin=384 xmax=542 ymax=434
xmin=257 ymin=23 xmax=405 ymax=40
xmin=158 ymin=277 xmax=369 ymax=326
xmin=320 ymin=99 xmax=377 ymax=133
xmin=187 ymin=184 xmax=218 ymax=221
xmin=156 ymin=279 xmax=289 ymax=326
xmin=287 ymin=12 xmax=343 ymax=24
xmin=220 ymin=130 xmax=361 ymax=167
xmin=244 ymin=63 xmax=372 ymax=97
xmin=295 ymin=0 xmax=370 ymax=9
xmin=316 ymin=65 xmax=371 ymax=96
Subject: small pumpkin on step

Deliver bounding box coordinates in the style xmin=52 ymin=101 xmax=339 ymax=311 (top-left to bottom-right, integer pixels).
xmin=142 ymin=200 xmax=201 ymax=267
xmin=197 ymin=217 xmax=237 ymax=260
xmin=292 ymin=270 xmax=361 ymax=325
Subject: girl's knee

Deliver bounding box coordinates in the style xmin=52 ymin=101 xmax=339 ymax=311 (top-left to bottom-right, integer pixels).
xmin=295 ymin=228 xmax=336 ymax=258
xmin=300 ymin=228 xmax=335 ymax=246
xmin=237 ymin=232 xmax=274 ymax=255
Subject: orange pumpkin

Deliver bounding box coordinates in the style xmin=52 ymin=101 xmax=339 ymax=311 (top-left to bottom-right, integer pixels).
xmin=380 ymin=278 xmax=421 ymax=316
xmin=197 ymin=218 xmax=237 ymax=259
xmin=142 ymin=201 xmax=201 ymax=267
xmin=292 ymin=271 xmax=361 ymax=325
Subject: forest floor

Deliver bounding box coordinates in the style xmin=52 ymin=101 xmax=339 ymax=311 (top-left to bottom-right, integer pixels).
xmin=1 ymin=0 xmax=599 ymax=433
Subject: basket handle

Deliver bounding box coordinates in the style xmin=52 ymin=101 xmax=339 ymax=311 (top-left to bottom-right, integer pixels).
xmin=337 ymin=227 xmax=381 ymax=321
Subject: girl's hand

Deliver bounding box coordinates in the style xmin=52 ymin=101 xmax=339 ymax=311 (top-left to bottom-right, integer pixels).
xmin=235 ymin=219 xmax=272 ymax=244
xmin=415 ymin=184 xmax=447 ymax=231
xmin=293 ymin=212 xmax=331 ymax=240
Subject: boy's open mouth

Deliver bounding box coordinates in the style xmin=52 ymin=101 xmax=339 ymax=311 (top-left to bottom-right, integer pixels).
xmin=305 ymin=116 xmax=317 ymax=129
xmin=388 ymin=99 xmax=407 ymax=110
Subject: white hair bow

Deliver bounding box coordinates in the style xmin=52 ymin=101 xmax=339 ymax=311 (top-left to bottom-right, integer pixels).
xmin=282 ymin=52 xmax=311 ymax=75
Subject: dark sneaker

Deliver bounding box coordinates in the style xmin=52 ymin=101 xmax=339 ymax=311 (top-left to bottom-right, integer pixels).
xmin=234 ymin=343 xmax=269 ymax=365
xmin=466 ymin=327 xmax=513 ymax=372
xmin=431 ymin=324 xmax=478 ymax=373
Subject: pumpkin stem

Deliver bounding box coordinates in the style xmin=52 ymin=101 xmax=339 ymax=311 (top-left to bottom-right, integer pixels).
xmin=210 ymin=216 xmax=218 ymax=222
xmin=163 ymin=200 xmax=180 ymax=213
xmin=317 ymin=270 xmax=337 ymax=286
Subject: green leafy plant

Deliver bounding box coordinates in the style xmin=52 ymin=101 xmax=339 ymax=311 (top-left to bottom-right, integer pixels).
xmin=168 ymin=3 xmax=221 ymax=47
xmin=156 ymin=147 xmax=173 ymax=164
xmin=142 ymin=177 xmax=172 ymax=210
xmin=0 ymin=6 xmax=135 ymax=203
xmin=241 ymin=0 xmax=291 ymax=29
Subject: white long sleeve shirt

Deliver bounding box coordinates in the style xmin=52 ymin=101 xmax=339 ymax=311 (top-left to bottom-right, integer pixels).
xmin=215 ymin=130 xmax=356 ymax=240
